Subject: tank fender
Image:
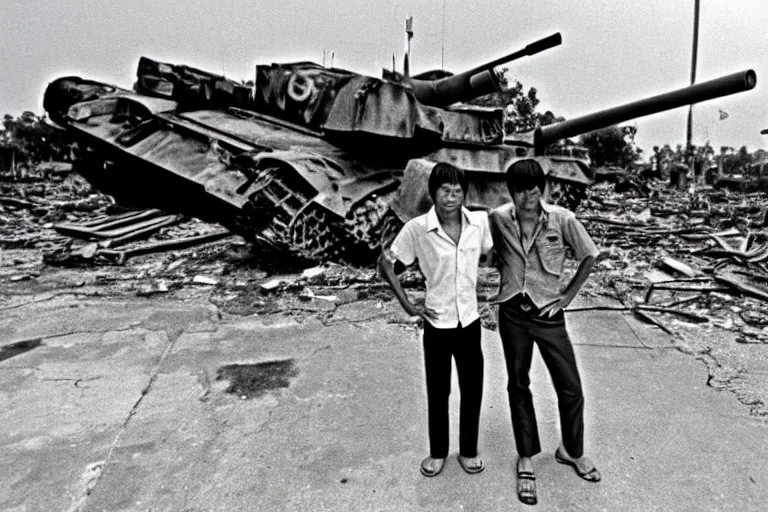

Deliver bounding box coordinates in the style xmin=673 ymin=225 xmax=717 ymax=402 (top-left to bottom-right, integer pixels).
xmin=235 ymin=150 xmax=355 ymax=218
xmin=388 ymin=159 xmax=437 ymax=223
xmin=330 ymin=172 xmax=402 ymax=216
xmin=66 ymin=94 xmax=178 ymax=123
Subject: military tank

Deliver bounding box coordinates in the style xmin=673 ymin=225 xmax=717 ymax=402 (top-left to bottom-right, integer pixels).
xmin=42 ymin=33 xmax=565 ymax=261
xmin=43 ymin=34 xmax=756 ymax=262
xmin=382 ymin=68 xmax=758 ymax=240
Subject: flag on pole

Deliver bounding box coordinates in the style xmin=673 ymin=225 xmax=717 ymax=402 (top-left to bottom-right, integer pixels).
xmin=718 ymin=109 xmax=729 ymax=120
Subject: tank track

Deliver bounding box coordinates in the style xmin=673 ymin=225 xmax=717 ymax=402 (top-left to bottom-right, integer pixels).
xmin=239 ymin=166 xmax=397 ymax=261
xmin=237 ymin=166 xmax=309 ymax=251
xmin=369 ymin=208 xmax=406 ymax=250
xmin=343 ymin=190 xmax=399 ymax=251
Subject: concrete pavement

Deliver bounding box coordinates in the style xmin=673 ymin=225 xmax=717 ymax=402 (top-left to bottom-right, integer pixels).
xmin=1 ymin=293 xmax=767 ymax=511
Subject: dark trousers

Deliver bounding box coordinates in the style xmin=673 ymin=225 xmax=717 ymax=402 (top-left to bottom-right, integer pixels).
xmin=498 ymin=301 xmax=584 ymax=458
xmin=423 ymin=319 xmax=484 ymax=458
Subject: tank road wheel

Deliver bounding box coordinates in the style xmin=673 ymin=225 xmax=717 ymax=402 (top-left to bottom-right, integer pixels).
xmin=343 ymin=190 xmax=399 ymax=251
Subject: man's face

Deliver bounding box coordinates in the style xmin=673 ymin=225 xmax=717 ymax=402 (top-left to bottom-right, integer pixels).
xmin=513 ymin=186 xmax=541 ymax=213
xmin=434 ymin=182 xmax=464 ymax=215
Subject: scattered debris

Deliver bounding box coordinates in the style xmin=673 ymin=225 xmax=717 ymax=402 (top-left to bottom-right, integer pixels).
xmin=580 ymin=179 xmax=768 ymax=341
xmin=6 ymin=163 xmax=768 ymax=343
xmin=193 ymin=275 xmax=219 ymax=286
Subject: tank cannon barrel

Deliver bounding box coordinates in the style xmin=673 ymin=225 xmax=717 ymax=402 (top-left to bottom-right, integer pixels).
xmin=410 ymin=32 xmax=562 ymax=107
xmin=535 ymin=69 xmax=757 ymax=153
xmin=463 ymin=32 xmax=563 ymax=77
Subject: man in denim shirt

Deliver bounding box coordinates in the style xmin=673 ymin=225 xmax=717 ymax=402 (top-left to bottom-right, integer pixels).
xmin=490 ymin=159 xmax=600 ymax=506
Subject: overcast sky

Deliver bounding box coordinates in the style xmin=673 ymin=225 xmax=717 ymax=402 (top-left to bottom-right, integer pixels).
xmin=1 ymin=0 xmax=766 ymax=157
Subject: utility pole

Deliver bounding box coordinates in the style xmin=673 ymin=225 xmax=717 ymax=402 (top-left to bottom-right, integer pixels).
xmin=685 ymin=0 xmax=701 ymax=188
xmin=441 ymin=0 xmax=446 ymax=69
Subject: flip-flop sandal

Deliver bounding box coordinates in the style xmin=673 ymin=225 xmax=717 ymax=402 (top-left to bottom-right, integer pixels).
xmin=457 ymin=455 xmax=485 ymax=475
xmin=517 ymin=470 xmax=537 ymax=506
xmin=420 ymin=456 xmax=446 ymax=477
xmin=555 ymin=450 xmax=601 ymax=482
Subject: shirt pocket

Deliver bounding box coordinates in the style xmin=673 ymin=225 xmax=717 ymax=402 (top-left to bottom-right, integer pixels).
xmin=458 ymin=246 xmax=480 ymax=275
xmin=536 ymin=229 xmax=566 ymax=276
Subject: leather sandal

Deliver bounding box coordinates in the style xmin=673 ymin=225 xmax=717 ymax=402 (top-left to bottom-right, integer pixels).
xmin=517 ymin=470 xmax=537 ymax=505
xmin=555 ymin=448 xmax=601 ymax=482
xmin=420 ymin=456 xmax=446 ymax=477
xmin=457 ymin=455 xmax=485 ymax=475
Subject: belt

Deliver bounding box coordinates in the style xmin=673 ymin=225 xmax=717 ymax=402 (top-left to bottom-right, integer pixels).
xmin=504 ymin=294 xmax=539 ymax=314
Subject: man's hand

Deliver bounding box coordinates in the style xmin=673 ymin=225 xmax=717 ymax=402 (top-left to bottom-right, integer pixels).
xmin=538 ymin=292 xmax=576 ymax=318
xmin=406 ymin=305 xmax=440 ymax=322
xmin=539 ymin=256 xmax=596 ymax=318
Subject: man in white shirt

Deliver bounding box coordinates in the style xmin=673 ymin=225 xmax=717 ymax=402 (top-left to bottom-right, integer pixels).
xmin=378 ymin=162 xmax=493 ymax=477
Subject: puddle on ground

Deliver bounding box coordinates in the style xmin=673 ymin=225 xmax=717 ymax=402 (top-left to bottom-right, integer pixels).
xmin=216 ymin=359 xmax=298 ymax=398
xmin=0 ymin=338 xmax=43 ymax=363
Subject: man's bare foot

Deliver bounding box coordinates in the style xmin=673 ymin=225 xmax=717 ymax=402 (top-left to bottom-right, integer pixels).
xmin=516 ymin=457 xmax=537 ymax=505
xmin=457 ymin=455 xmax=485 ymax=474
xmin=420 ymin=456 xmax=446 ymax=477
xmin=555 ymin=444 xmax=601 ymax=482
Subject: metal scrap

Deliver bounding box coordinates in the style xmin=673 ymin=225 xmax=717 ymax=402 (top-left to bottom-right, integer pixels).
xmin=581 ymin=179 xmax=768 ymax=338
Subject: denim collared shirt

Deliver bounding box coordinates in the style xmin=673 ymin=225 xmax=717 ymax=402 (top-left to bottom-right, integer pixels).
xmin=389 ymin=206 xmax=493 ymax=329
xmin=489 ymin=200 xmax=598 ymax=309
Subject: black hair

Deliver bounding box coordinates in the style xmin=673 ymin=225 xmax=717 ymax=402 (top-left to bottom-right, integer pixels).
xmin=505 ymin=159 xmax=546 ymax=193
xmin=428 ymin=162 xmax=469 ymax=201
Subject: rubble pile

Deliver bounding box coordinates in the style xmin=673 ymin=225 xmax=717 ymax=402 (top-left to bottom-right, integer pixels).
xmin=0 ymin=168 xmax=241 ymax=295
xmin=5 ymin=165 xmax=768 ymax=344
xmin=578 ymin=179 xmax=768 ymax=343
xmin=0 ymin=166 xmax=110 ymax=250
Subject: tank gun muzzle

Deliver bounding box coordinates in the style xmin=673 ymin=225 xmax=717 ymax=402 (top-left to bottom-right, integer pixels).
xmin=534 ymin=69 xmax=757 ymax=154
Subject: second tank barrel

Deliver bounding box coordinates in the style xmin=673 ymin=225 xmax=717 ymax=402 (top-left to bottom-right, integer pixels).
xmin=536 ymin=69 xmax=757 ymax=150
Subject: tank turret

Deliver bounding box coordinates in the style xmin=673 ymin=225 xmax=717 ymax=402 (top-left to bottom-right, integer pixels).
xmin=386 ymin=69 xmax=757 ymax=226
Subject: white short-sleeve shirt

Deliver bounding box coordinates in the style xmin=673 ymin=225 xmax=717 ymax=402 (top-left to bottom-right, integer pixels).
xmin=389 ymin=206 xmax=493 ymax=329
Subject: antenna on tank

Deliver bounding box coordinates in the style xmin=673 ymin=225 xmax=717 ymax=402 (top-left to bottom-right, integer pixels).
xmin=404 ymin=16 xmax=413 ymax=76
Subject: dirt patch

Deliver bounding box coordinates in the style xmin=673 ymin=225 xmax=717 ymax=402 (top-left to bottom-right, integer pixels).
xmin=216 ymin=359 xmax=298 ymax=398
xmin=0 ymin=338 xmax=43 ymax=363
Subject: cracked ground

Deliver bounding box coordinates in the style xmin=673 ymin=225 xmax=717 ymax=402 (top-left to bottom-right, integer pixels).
xmin=2 ymin=176 xmax=768 ymax=510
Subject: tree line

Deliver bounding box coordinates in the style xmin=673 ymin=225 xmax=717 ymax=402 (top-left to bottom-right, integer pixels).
xmin=1 ymin=111 xmax=73 ymax=169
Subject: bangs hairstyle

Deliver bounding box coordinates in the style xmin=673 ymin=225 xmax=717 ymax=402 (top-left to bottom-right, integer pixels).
xmin=506 ymin=159 xmax=546 ymax=193
xmin=428 ymin=162 xmax=469 ymax=201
